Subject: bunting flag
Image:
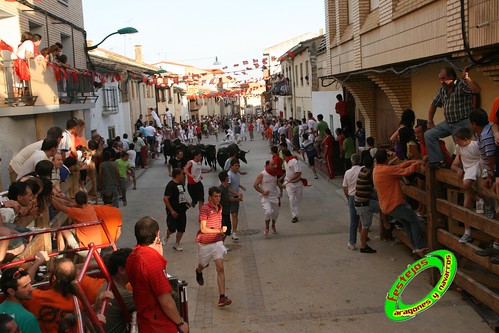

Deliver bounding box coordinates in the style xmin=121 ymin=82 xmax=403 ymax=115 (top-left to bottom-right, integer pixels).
xmin=69 ymin=71 xmax=79 ymax=84
xmin=253 ymin=59 xmax=258 ymax=63
xmin=100 ymin=76 xmax=106 ymax=84
xmin=242 ymin=60 xmax=248 ymax=65
xmin=222 ymin=66 xmax=228 ymax=69
xmin=271 ymin=56 xmax=277 ymax=61
xmin=246 ymin=67 xmax=252 ymax=70
xmin=233 ymin=64 xmax=239 ymax=67
xmin=142 ymin=77 xmax=148 ymax=83
xmin=0 ymin=39 xmax=13 ymax=52
xmin=116 ymin=73 xmax=121 ymax=81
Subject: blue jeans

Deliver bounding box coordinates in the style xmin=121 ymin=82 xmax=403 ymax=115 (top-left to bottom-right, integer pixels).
xmin=348 ymin=196 xmax=359 ymax=245
xmin=387 ymin=204 xmax=426 ymax=250
xmin=424 ymin=118 xmax=470 ymax=163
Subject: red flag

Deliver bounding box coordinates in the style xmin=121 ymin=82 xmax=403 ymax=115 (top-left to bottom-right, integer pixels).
xmin=142 ymin=77 xmax=148 ymax=83
xmin=233 ymin=64 xmax=239 ymax=67
xmin=0 ymin=40 xmax=13 ymax=52
xmin=271 ymin=56 xmax=277 ymax=61
xmin=262 ymin=58 xmax=268 ymax=63
xmin=116 ymin=73 xmax=121 ymax=81
xmin=222 ymin=66 xmax=228 ymax=70
xmin=242 ymin=60 xmax=248 ymax=65
xmin=100 ymin=76 xmax=106 ymax=84
xmin=246 ymin=67 xmax=252 ymax=70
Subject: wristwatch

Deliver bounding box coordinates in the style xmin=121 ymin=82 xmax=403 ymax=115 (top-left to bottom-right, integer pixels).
xmin=176 ymin=317 xmax=184 ymax=327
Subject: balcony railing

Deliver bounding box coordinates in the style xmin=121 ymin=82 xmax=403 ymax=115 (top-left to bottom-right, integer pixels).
xmin=272 ymin=79 xmax=292 ymax=96
xmin=1 ymin=57 xmax=97 ymax=109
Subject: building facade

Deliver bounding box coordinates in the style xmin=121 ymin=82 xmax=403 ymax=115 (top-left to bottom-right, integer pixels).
xmin=319 ymin=0 xmax=499 ymax=146
xmin=0 ymin=0 xmax=92 ymax=190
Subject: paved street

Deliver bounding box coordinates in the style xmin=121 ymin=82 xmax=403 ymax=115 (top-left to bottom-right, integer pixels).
xmin=116 ymin=136 xmax=490 ymax=332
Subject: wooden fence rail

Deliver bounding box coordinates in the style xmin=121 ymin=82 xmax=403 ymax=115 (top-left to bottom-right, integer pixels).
xmin=399 ymin=166 xmax=499 ymax=322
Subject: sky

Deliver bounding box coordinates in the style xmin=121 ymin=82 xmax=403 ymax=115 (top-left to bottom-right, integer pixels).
xmin=82 ymin=0 xmax=325 ymax=73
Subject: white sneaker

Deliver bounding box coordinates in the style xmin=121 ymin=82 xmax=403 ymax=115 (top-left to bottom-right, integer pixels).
xmin=232 ymin=232 xmax=239 ymax=240
xmin=459 ymin=234 xmax=473 ymax=243
xmin=347 ymin=243 xmax=356 ymax=250
xmin=173 ymin=243 xmax=183 ymax=251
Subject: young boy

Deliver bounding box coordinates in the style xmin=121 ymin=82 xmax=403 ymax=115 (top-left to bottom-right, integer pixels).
xmin=451 ymin=127 xmax=482 ymax=243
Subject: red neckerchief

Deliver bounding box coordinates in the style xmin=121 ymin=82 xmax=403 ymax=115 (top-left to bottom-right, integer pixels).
xmin=265 ymin=167 xmax=277 ymax=176
xmin=285 ymin=155 xmax=297 ymax=163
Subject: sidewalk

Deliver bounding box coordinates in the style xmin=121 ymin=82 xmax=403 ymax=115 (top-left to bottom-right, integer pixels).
xmin=117 ymin=136 xmax=491 ymax=332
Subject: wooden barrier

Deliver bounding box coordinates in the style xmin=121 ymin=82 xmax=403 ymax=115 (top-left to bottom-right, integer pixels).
xmin=400 ymin=166 xmax=499 ymax=324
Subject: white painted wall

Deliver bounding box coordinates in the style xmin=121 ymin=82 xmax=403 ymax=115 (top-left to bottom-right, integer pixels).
xmin=312 ymin=91 xmax=342 ymax=133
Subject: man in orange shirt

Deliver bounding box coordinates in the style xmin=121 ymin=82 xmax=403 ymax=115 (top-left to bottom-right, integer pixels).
xmin=24 ymin=257 xmax=109 ymax=333
xmin=93 ymin=190 xmax=122 ymax=246
xmin=373 ymin=149 xmax=427 ymax=253
xmin=50 ymin=191 xmax=103 ymax=256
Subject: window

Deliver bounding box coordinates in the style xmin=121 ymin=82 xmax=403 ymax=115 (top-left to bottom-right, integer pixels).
xmin=60 ymin=34 xmax=74 ymax=67
xmin=348 ymin=0 xmax=354 ymax=24
xmin=119 ymin=80 xmax=128 ymax=103
xmin=102 ymin=88 xmax=118 ymax=112
xmin=294 ymin=65 xmax=298 ymax=87
xmin=300 ymin=63 xmax=303 ymax=86
xmin=108 ymin=126 xmax=115 ymax=141
xmin=305 ymin=60 xmax=309 ymax=85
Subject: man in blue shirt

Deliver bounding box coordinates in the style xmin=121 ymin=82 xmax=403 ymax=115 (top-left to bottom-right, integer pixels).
xmin=0 ymin=251 xmax=49 ymax=333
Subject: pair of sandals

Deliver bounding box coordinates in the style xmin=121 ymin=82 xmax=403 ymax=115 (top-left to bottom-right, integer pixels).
xmin=264 ymin=226 xmax=277 ymax=236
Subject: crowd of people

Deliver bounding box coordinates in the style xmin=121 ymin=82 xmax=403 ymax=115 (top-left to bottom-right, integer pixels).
xmin=2 ymin=62 xmax=499 ymax=332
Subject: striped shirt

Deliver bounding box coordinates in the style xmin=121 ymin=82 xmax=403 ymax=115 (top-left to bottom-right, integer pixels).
xmin=354 ymin=167 xmax=374 ymax=204
xmin=195 ymin=202 xmax=223 ymax=244
xmin=432 ymin=78 xmax=473 ymax=123
xmin=476 ymin=123 xmax=495 ymax=172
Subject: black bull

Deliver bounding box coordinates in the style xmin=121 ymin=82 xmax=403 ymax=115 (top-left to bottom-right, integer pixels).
xmin=216 ymin=143 xmax=249 ymax=169
xmin=162 ymin=139 xmax=217 ymax=169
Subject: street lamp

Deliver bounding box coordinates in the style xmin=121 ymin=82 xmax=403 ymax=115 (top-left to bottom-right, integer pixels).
xmin=85 ymin=27 xmax=138 ymax=51
xmin=213 ymin=56 xmax=221 ymax=66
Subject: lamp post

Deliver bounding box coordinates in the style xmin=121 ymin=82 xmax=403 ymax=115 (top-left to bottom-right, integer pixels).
xmin=85 ymin=27 xmax=138 ymax=51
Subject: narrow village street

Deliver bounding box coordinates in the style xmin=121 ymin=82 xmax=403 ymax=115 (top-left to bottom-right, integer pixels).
xmin=116 ymin=136 xmax=490 ymax=333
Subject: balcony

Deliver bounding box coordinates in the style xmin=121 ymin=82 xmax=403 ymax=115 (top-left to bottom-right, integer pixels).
xmin=0 ymin=58 xmax=97 ymax=117
xmin=271 ymin=78 xmax=292 ymax=96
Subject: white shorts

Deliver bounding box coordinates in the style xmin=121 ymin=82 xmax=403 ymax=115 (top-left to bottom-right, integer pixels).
xmin=197 ymin=241 xmax=226 ymax=267
xmin=261 ymin=198 xmax=279 ymax=221
xmin=464 ymin=163 xmax=480 ymax=181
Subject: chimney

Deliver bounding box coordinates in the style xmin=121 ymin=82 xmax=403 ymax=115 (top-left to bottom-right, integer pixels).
xmin=134 ymin=45 xmax=143 ymax=63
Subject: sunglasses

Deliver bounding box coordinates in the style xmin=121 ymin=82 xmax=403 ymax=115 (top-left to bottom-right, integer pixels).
xmin=12 ymin=267 xmax=25 ymax=279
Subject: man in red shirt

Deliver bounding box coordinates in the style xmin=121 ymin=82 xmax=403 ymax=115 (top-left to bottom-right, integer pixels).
xmin=335 ymin=94 xmax=351 ymax=132
xmin=195 ymin=187 xmax=232 ymax=307
xmin=126 ymin=217 xmax=188 ymax=333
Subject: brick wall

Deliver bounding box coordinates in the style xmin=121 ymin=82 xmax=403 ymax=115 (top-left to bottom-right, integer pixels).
xmin=368 ymin=72 xmax=411 ymax=118
xmin=343 ymin=78 xmax=377 ymax=138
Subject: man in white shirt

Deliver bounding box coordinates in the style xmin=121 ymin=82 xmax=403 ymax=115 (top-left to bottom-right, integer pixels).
xmin=342 ymin=154 xmax=363 ymax=250
xmin=17 ymin=139 xmax=58 ymax=180
xmin=282 ymin=149 xmax=303 ymax=223
xmin=307 ymin=112 xmax=317 ymax=135
xmin=9 ymin=127 xmax=62 ymax=182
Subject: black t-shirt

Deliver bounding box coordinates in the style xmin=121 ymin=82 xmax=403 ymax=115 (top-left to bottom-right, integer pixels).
xmin=168 ymin=157 xmax=185 ymax=170
xmin=219 ymin=184 xmax=231 ymax=216
xmin=164 ymin=180 xmax=188 ymax=213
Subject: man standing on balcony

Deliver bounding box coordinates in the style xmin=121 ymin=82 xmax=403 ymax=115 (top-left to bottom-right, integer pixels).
xmin=425 ymin=66 xmax=481 ymax=168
